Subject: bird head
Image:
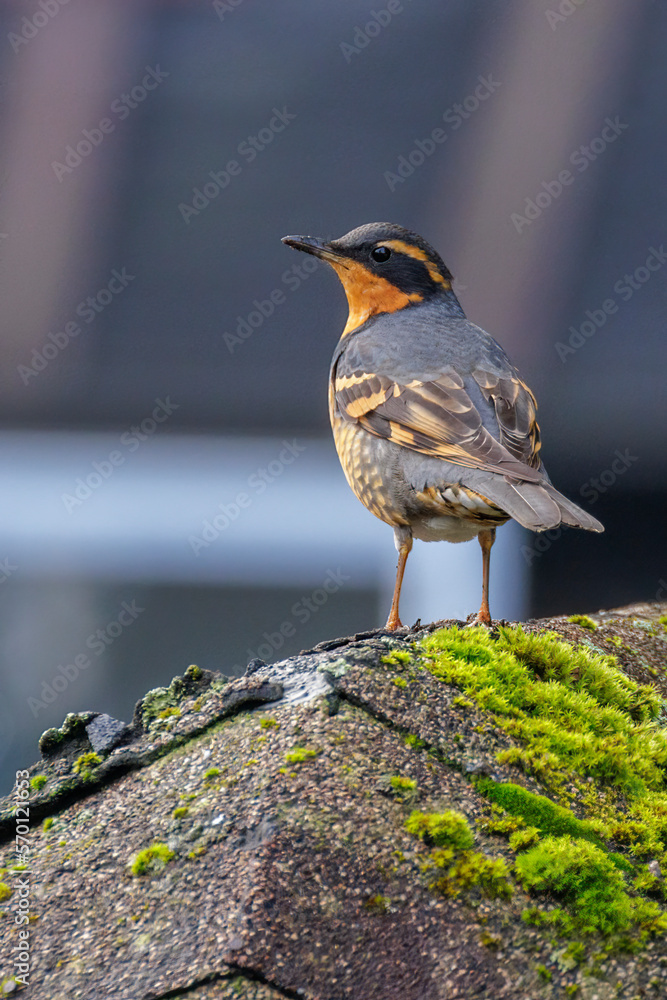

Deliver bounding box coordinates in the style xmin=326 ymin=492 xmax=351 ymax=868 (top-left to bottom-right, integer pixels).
xmin=282 ymin=222 xmax=457 ymax=335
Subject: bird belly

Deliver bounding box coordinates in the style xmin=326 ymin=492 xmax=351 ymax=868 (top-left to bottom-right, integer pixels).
xmin=331 ymin=413 xmax=509 ymax=541
xmin=331 ymin=415 xmax=410 ymax=526
xmin=412 ymin=514 xmax=487 ymax=543
xmin=410 ymin=484 xmax=508 ymax=542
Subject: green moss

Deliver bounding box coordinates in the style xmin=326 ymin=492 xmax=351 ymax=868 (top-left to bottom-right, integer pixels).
xmin=185 ymin=664 xmax=203 ymax=680
xmin=405 ymin=810 xmax=474 ymax=850
xmin=609 ymin=818 xmax=654 ymax=853
xmin=173 ymin=807 xmax=189 ymax=819
xmin=285 ymin=747 xmax=318 ymax=764
xmin=37 ymin=712 xmax=95 ymax=757
xmin=42 ymin=817 xmax=54 ymax=832
xmin=515 ymin=835 xmax=667 ymax=937
xmin=607 ymin=851 xmax=635 ymax=876
xmin=38 ymin=727 xmax=65 ymax=755
xmin=130 ymin=842 xmax=175 ymax=877
xmin=424 ymin=848 xmax=513 ymax=900
xmin=141 ymin=685 xmax=179 ymax=725
xmin=386 ymin=775 xmax=418 ymax=803
xmin=479 ymin=930 xmax=503 ymax=949
xmin=390 ymin=775 xmax=417 ymax=793
xmin=73 ymin=751 xmax=102 ymax=777
xmin=404 ymin=734 xmax=425 ymax=750
xmin=392 ymin=677 xmax=408 ymax=689
xmin=476 ymin=780 xmax=605 ymax=847
xmin=420 ymin=626 xmax=667 ymax=860
xmin=559 ymin=940 xmax=586 ymax=969
xmin=382 ymin=648 xmax=412 ymax=666
xmin=633 ymin=867 xmax=664 ymax=898
xmin=521 ymin=905 xmax=547 ymax=927
xmin=159 ymin=706 xmax=180 ymax=719
xmin=259 ymin=717 xmax=280 ymax=729
xmin=420 ymin=628 xmax=663 ymax=790
xmin=536 ymin=964 xmax=552 ymax=981
xmin=509 ymin=827 xmax=540 ymax=852
xmin=480 ymin=813 xmax=525 ymax=837
xmin=203 ymin=767 xmax=220 ymax=781
xmin=567 ymin=615 xmax=597 ymax=631
xmin=631 ymin=896 xmax=667 ymax=935
xmin=0 ymin=883 xmax=12 ymax=902
xmin=416 ymin=625 xmax=667 ymax=942
xmin=494 ymin=745 xmax=566 ymax=791
xmin=363 ymin=894 xmax=389 ymax=913
xmin=30 ymin=775 xmax=47 ymax=791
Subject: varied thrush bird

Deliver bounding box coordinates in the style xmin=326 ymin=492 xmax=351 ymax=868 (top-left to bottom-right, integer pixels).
xmin=282 ymin=223 xmax=604 ymax=630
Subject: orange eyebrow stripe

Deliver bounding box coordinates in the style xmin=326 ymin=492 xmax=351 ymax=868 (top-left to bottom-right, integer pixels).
xmin=382 ymin=240 xmax=451 ymax=288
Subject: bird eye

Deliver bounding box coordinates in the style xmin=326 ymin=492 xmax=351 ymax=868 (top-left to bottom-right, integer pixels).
xmin=371 ymin=246 xmax=391 ymax=262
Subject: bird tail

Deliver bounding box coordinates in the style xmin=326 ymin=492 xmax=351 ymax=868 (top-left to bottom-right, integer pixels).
xmin=540 ymin=483 xmax=604 ymax=532
xmin=467 ymin=473 xmax=604 ymax=533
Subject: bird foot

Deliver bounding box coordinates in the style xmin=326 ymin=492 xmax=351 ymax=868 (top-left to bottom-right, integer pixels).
xmin=466 ymin=610 xmax=492 ymax=628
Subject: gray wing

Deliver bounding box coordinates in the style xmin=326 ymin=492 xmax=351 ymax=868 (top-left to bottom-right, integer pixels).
xmin=332 ymin=311 xmax=603 ymax=533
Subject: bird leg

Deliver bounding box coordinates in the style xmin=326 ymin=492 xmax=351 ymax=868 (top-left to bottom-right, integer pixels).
xmin=471 ymin=527 xmax=496 ymax=625
xmin=386 ymin=527 xmax=413 ymax=631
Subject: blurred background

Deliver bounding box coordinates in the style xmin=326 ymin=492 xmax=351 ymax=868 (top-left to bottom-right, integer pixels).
xmin=0 ymin=0 xmax=665 ymax=791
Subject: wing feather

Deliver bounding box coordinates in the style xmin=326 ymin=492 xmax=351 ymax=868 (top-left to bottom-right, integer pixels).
xmin=472 ymin=369 xmax=542 ymax=469
xmin=333 ymin=366 xmax=543 ymax=483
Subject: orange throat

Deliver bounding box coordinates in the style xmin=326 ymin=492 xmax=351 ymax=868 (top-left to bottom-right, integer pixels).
xmin=329 ymin=259 xmax=423 ymax=336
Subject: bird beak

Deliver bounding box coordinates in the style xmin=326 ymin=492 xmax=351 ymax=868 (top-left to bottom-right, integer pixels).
xmin=281 ymin=235 xmax=349 ymax=268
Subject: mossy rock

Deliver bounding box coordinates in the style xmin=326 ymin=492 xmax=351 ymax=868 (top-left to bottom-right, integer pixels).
xmin=1 ymin=600 xmax=667 ymax=1000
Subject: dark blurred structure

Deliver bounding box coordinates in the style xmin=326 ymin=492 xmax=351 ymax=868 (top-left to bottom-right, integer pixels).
xmin=0 ymin=0 xmax=665 ymax=790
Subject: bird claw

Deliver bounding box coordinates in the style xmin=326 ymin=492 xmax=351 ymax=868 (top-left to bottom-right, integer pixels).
xmin=466 ymin=611 xmax=493 ymax=629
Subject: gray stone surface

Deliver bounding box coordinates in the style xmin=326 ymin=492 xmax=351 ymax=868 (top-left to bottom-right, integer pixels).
xmin=1 ymin=603 xmax=666 ymax=1000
